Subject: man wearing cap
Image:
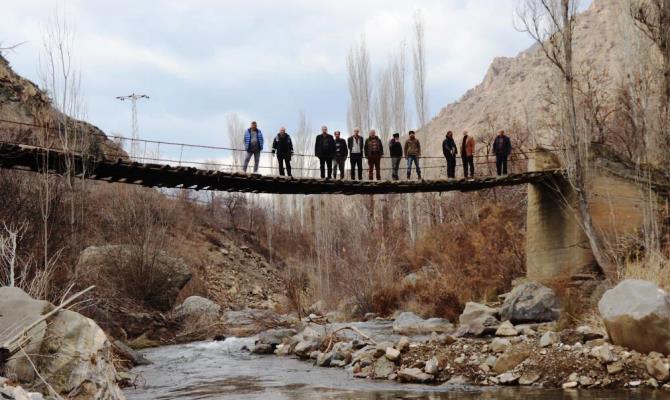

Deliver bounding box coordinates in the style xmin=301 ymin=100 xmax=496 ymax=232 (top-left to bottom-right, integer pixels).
xmin=389 ymin=133 xmax=403 ymax=181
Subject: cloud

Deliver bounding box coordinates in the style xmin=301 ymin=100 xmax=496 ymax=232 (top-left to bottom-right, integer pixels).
xmin=0 ymin=0 xmax=592 ymax=163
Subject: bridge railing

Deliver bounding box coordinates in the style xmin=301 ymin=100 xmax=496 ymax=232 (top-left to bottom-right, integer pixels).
xmin=0 ymin=118 xmax=560 ymax=181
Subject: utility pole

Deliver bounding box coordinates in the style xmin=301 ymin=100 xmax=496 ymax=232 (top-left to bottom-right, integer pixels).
xmin=116 ymin=93 xmax=149 ymax=158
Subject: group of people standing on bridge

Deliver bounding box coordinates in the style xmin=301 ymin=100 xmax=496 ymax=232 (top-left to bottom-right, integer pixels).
xmin=241 ymin=121 xmax=513 ymax=180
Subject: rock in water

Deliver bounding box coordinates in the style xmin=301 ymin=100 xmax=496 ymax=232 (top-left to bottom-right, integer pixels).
xmin=397 ymin=368 xmax=435 ymax=383
xmin=598 ymin=279 xmax=670 ymax=355
xmin=392 ymin=312 xmax=452 ymax=335
xmin=373 ymin=357 xmax=396 ymax=379
xmin=0 ymin=287 xmax=125 ymax=400
xmin=174 ymin=296 xmax=221 ymax=320
xmin=457 ymin=302 xmax=500 ymax=336
xmin=500 ymin=282 xmax=560 ymax=323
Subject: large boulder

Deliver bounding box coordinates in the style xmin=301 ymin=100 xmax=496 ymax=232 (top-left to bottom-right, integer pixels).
xmin=598 ymin=279 xmax=670 ymax=355
xmin=174 ymin=296 xmax=221 ymax=321
xmin=392 ymin=312 xmax=453 ymax=335
xmin=457 ymin=302 xmax=500 ymax=336
xmin=0 ymin=287 xmax=125 ymax=400
xmin=76 ymin=245 xmax=192 ymax=311
xmin=500 ymin=283 xmax=560 ymax=323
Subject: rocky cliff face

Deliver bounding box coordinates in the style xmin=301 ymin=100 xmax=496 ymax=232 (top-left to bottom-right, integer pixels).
xmin=421 ymin=0 xmax=629 ymax=150
xmin=0 ymin=54 xmax=122 ymax=157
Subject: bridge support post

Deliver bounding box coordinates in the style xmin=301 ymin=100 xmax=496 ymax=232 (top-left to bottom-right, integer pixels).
xmin=525 ymin=150 xmax=593 ymax=281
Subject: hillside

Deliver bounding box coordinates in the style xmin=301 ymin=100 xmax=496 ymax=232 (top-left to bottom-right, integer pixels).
xmin=0 ymin=53 xmax=122 ymax=157
xmin=420 ymin=0 xmax=628 ymax=150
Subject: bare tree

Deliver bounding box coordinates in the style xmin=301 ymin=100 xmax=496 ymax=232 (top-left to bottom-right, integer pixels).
xmin=413 ymin=11 xmax=429 ymax=128
xmin=226 ymin=112 xmax=245 ymax=170
xmin=629 ymin=0 xmax=670 ymax=165
xmin=40 ymin=12 xmax=89 ymax=254
xmin=391 ymin=44 xmax=408 ymax=135
xmin=347 ymin=38 xmax=373 ymax=133
xmin=0 ymin=223 xmax=23 ymax=287
xmin=517 ymin=0 xmax=613 ymax=278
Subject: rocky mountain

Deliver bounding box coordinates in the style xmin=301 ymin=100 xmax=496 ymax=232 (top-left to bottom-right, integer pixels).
xmin=0 ymin=53 xmax=122 ymax=157
xmin=420 ymin=0 xmax=630 ymax=151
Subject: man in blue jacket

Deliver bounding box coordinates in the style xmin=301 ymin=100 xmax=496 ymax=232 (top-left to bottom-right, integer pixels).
xmin=492 ymin=129 xmax=512 ymax=177
xmin=243 ymin=121 xmax=264 ymax=173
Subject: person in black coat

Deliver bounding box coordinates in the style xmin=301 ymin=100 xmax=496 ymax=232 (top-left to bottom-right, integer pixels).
xmin=442 ymin=130 xmax=457 ymax=179
xmin=492 ymin=130 xmax=512 ymax=176
xmin=389 ymin=133 xmax=403 ymax=180
xmin=333 ymin=131 xmax=348 ymax=179
xmin=272 ymin=127 xmax=294 ymax=177
xmin=315 ymin=125 xmax=336 ymax=179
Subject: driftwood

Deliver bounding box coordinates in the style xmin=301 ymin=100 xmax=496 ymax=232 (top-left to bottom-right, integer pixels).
xmin=324 ymin=325 xmax=377 ymax=353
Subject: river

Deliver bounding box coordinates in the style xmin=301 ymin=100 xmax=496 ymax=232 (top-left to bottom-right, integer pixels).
xmin=124 ymin=336 xmax=670 ymax=400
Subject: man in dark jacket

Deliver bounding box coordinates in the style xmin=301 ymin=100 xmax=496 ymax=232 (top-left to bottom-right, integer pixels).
xmin=347 ymin=128 xmax=365 ymax=180
xmin=364 ymin=129 xmax=384 ymax=180
xmin=315 ymin=125 xmax=336 ymax=179
xmin=492 ymin=130 xmax=512 ymax=176
xmin=389 ymin=133 xmax=403 ymax=180
xmin=333 ymin=131 xmax=348 ymax=179
xmin=272 ymin=127 xmax=293 ymax=177
xmin=442 ymin=130 xmax=457 ymax=179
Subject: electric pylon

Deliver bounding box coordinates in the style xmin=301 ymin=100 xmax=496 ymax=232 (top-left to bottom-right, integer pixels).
xmin=116 ymin=93 xmax=149 ymax=158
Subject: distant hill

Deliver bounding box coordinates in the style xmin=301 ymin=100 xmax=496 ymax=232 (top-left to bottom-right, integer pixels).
xmin=420 ymin=0 xmax=628 ymax=154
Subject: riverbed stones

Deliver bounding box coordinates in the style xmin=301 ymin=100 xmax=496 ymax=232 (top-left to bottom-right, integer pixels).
xmin=424 ymin=357 xmax=439 ymax=375
xmin=316 ymin=351 xmax=333 ymax=367
xmin=258 ymin=328 xmax=297 ymax=347
xmin=519 ymin=371 xmax=541 ymax=385
xmin=392 ymin=312 xmax=453 ymax=335
xmin=294 ymin=339 xmax=319 ymax=358
xmin=396 ymin=336 xmax=410 ymax=352
xmin=500 ymin=282 xmax=560 ymax=323
xmin=497 ymin=372 xmax=520 ymax=385
xmin=495 ymin=321 xmax=518 ymax=337
xmin=397 ymin=368 xmax=434 ymax=383
xmin=591 ymin=343 xmax=616 ymax=364
xmin=493 ymin=349 xmax=530 ymax=374
xmin=598 ymin=279 xmax=670 ymax=355
xmin=490 ymin=338 xmax=511 ymax=353
xmin=373 ymin=357 xmax=396 ymax=379
xmin=646 ymin=353 xmax=670 ymax=382
xmin=457 ymin=302 xmax=500 ymax=336
xmin=540 ymin=331 xmax=559 ymax=348
xmin=386 ymin=347 xmax=400 ymax=361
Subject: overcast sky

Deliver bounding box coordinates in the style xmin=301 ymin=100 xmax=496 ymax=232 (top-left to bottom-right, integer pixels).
xmin=1 ymin=0 xmax=592 ymax=160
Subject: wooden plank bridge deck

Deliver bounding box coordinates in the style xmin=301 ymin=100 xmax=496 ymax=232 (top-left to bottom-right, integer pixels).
xmin=0 ymin=143 xmax=563 ymax=195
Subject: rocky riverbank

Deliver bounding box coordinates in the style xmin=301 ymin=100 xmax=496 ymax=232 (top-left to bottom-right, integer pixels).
xmin=251 ymin=280 xmax=670 ymax=391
